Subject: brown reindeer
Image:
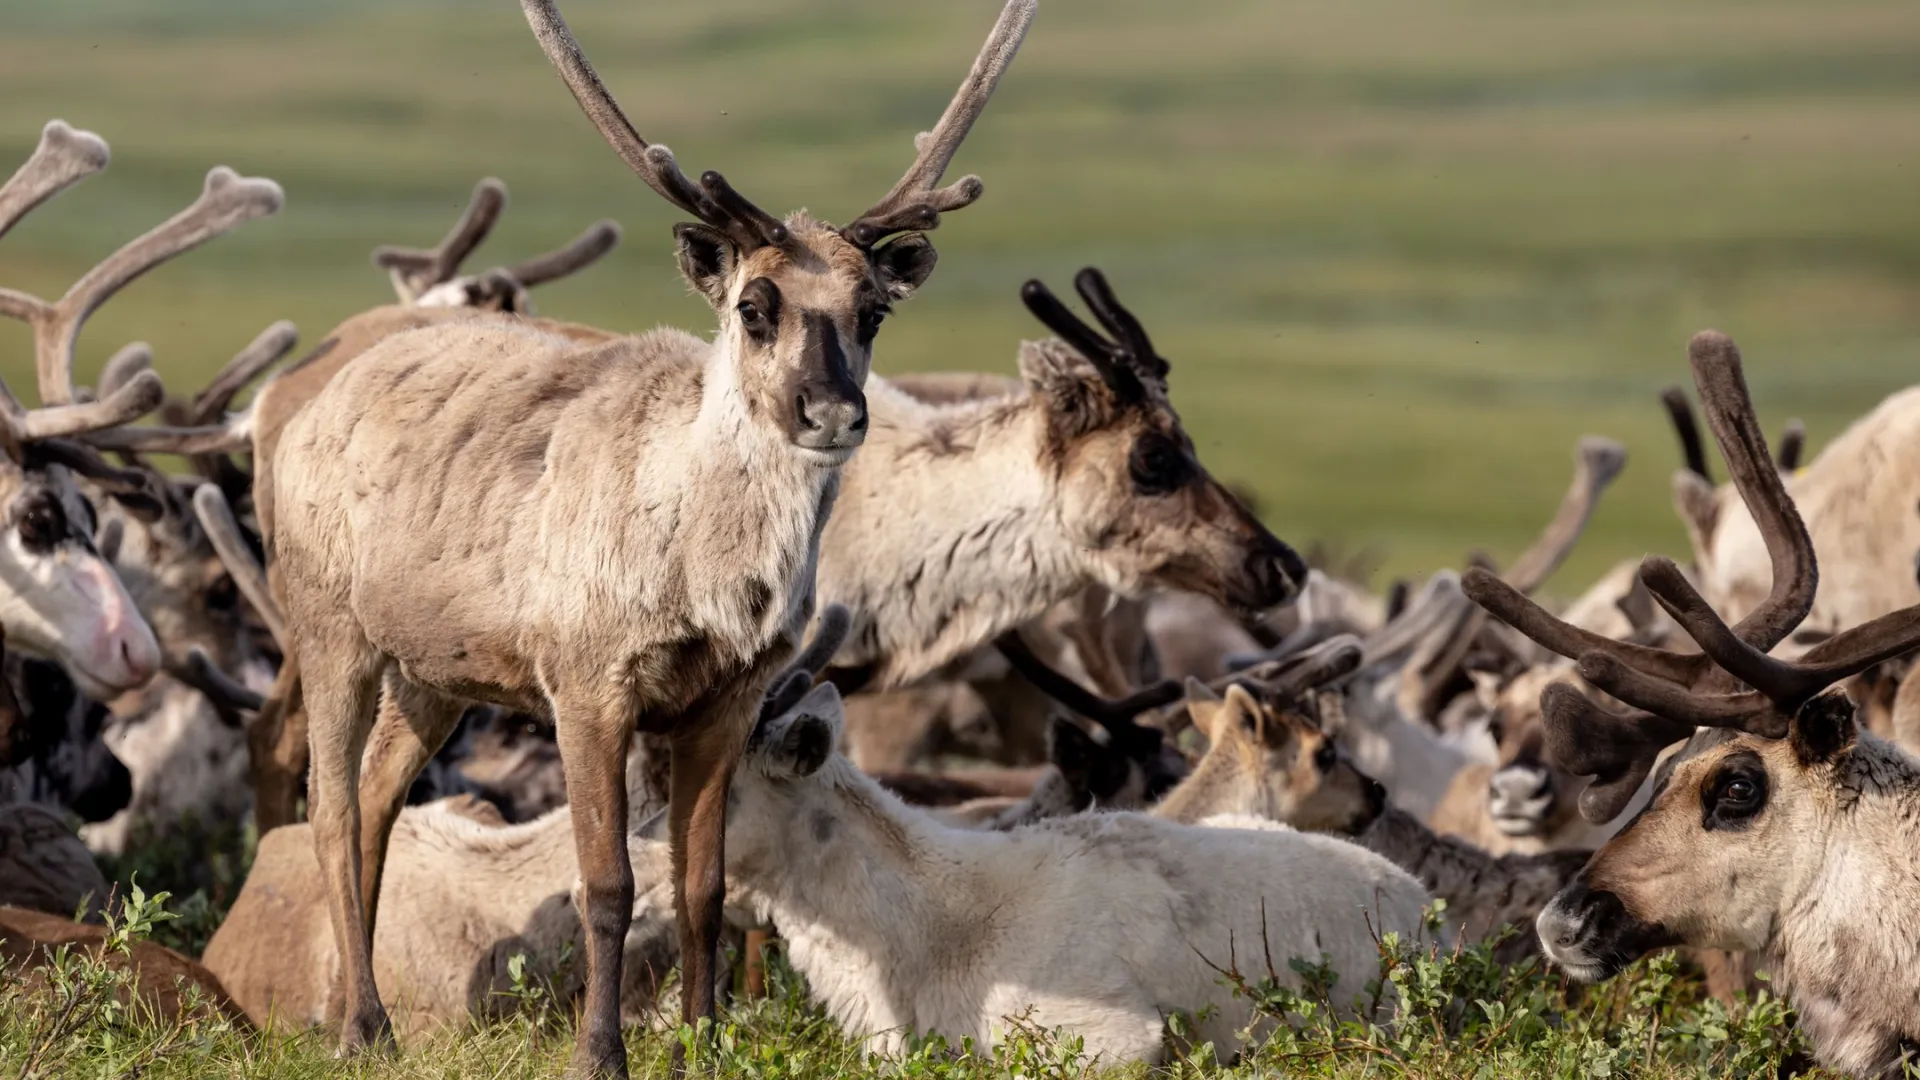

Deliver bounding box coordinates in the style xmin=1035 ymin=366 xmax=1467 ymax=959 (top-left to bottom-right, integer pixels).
xmin=1469 ymin=331 xmax=1920 ymax=1077
xmin=228 ymin=4 xmax=1036 ymax=1073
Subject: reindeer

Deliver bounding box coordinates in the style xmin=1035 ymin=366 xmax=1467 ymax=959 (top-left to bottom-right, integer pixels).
xmin=2 ymin=905 xmax=248 ymax=1026
xmin=206 ymin=794 xmax=682 ymax=1038
xmin=683 ymin=615 xmax=1433 ymax=1065
xmin=0 ymin=120 xmax=277 ymax=700
xmin=818 ymin=267 xmax=1304 ymax=692
xmin=373 ymin=176 xmax=620 ymax=314
xmin=1153 ymin=649 xmax=1386 ymax=834
xmin=211 ymin=3 xmax=1037 ymax=1071
xmin=1469 ymin=331 xmax=1920 ymax=1078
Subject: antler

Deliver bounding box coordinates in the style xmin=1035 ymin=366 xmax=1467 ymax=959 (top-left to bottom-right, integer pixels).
xmin=505 ymin=219 xmax=621 ymax=288
xmin=187 ymin=320 xmax=300 ymax=426
xmin=1660 ymin=385 xmax=1711 ymax=482
xmin=1465 ymin=331 xmax=1900 ymax=822
xmin=1504 ymin=436 xmax=1627 ymax=593
xmin=0 ymin=163 xmax=281 ymax=411
xmin=1020 ymin=268 xmax=1167 ymax=406
xmin=82 ymin=321 xmax=298 ymax=458
xmin=760 ymin=605 xmax=854 ymax=721
xmin=373 ymin=178 xmax=508 ymax=302
xmin=520 ymin=0 xmax=793 ymax=251
xmin=842 ymin=0 xmax=1036 ymax=247
xmin=0 ymin=121 xmax=109 ymax=244
xmin=192 ymin=485 xmax=285 ymax=649
xmin=1776 ymin=418 xmax=1806 ymax=472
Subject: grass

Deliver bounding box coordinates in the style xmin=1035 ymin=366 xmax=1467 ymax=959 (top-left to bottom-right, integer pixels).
xmin=0 ymin=0 xmax=1914 ymax=589
xmin=0 ymin=888 xmax=1840 ymax=1079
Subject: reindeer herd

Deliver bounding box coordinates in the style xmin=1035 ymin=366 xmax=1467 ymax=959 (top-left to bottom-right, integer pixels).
xmin=2 ymin=1 xmax=1919 ymax=1077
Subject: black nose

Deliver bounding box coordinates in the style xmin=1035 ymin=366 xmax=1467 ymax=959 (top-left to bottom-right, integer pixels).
xmin=793 ymin=387 xmax=868 ymax=451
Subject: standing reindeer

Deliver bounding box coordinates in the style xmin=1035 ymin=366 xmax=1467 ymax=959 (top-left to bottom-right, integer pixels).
xmin=1470 ymin=331 xmax=1920 ymax=1078
xmin=246 ymin=2 xmax=1035 ymax=1073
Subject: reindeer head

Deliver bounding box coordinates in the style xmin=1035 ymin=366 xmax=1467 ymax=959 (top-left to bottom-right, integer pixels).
xmin=521 ymin=0 xmax=1033 ymax=461
xmin=0 ymin=121 xmax=280 ymax=699
xmin=1016 ymin=269 xmax=1306 ymax=615
xmin=1467 ymin=331 xmax=1920 ymax=981
xmin=1481 ymin=666 xmax=1589 ymax=840
xmin=1177 ymin=640 xmax=1384 ymax=834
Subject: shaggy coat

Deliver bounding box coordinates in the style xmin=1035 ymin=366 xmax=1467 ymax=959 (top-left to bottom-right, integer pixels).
xmin=705 ymin=683 xmax=1433 ymax=1064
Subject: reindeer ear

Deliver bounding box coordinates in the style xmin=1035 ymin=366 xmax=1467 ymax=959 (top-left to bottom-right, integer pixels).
xmin=1671 ymin=469 xmax=1722 ymax=560
xmin=1223 ymin=683 xmax=1262 ymax=733
xmin=753 ymin=682 xmax=842 ymax=778
xmin=871 ymin=234 xmax=937 ymax=302
xmin=1790 ymin=692 xmax=1857 ymax=766
xmin=1017 ymin=339 xmax=1109 ymax=435
xmin=673 ymin=223 xmax=736 ymax=308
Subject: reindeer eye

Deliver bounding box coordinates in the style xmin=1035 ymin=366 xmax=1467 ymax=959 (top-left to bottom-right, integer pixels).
xmin=737 ymin=301 xmax=763 ymax=326
xmin=15 ymin=496 xmax=66 ymax=553
xmin=856 ymin=304 xmax=891 ymax=348
xmin=1312 ymin=741 xmax=1337 ymax=773
xmin=1702 ymin=754 xmax=1768 ymax=830
xmin=1129 ymin=435 xmax=1189 ymax=496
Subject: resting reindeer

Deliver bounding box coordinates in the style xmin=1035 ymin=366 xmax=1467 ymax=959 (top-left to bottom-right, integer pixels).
xmin=0 ymin=119 xmax=278 ymax=702
xmin=217 ymin=3 xmax=1037 ymax=1071
xmin=1469 ymin=331 xmax=1920 ymax=1078
xmin=206 ymin=792 xmax=681 ymax=1038
xmin=997 ymin=636 xmax=1588 ymax=961
xmin=672 ymin=610 xmax=1433 ymax=1065
xmin=0 ymin=122 xmax=277 ymax=823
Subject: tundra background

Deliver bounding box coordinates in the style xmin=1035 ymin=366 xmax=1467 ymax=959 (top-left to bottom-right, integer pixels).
xmin=0 ymin=0 xmax=1915 ymax=585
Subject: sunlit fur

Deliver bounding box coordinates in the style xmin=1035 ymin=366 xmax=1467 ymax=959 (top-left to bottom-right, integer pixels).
xmin=1154 ymin=682 xmax=1384 ymax=834
xmin=711 ymin=683 xmax=1433 ymax=1065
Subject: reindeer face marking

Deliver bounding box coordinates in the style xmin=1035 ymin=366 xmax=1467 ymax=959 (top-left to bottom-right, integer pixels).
xmin=1019 ymin=270 xmax=1306 ymax=617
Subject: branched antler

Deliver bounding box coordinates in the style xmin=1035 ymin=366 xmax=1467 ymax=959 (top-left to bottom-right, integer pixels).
xmin=760 ymin=605 xmax=854 ymax=721
xmin=374 ymin=178 xmax=508 ymax=301
xmin=1020 ymin=268 xmax=1168 ymax=406
xmin=522 ymin=0 xmax=1030 ymax=252
xmin=842 ymin=0 xmax=1036 ymax=247
xmin=1466 ymin=331 xmax=1920 ymax=822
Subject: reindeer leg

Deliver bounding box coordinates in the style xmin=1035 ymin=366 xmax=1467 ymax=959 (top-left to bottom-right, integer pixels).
xmin=299 ymin=632 xmax=390 ymax=1053
xmin=355 ymin=671 xmax=464 ymax=926
xmin=667 ymin=653 xmax=784 ymax=1074
xmin=248 ymin=655 xmax=306 ymax=832
xmin=552 ymin=688 xmax=637 ymax=1080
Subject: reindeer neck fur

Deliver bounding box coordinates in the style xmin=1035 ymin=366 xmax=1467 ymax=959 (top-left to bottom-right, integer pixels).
xmin=820 ymin=376 xmax=1084 ymax=687
xmin=1763 ymin=734 xmax=1920 ymax=1075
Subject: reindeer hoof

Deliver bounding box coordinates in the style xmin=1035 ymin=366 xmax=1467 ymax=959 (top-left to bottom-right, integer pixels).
xmin=336 ymin=1007 xmax=395 ymax=1057
xmin=569 ymin=1028 xmax=629 ymax=1079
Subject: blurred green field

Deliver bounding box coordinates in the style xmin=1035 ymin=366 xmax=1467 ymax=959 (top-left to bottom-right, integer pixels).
xmin=1 ymin=0 xmax=1916 ymax=590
